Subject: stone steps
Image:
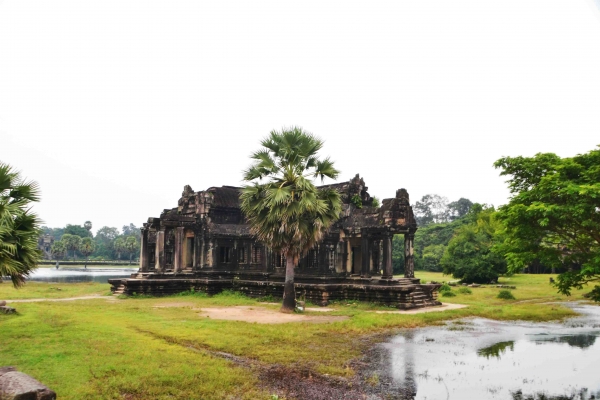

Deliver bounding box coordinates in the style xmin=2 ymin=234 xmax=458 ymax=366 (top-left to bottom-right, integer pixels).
xmin=112 ymin=283 xmax=126 ymax=296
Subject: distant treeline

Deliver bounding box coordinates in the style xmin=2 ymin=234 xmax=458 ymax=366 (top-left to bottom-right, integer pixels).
xmin=41 ymin=223 xmax=141 ymax=262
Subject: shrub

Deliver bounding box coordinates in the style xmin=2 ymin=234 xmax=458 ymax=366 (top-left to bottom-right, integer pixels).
xmin=441 ymin=290 xmax=456 ymax=297
xmin=439 ymin=283 xmax=452 ymax=292
xmin=457 ymin=287 xmax=472 ymax=295
xmin=497 ymin=290 xmax=515 ymax=300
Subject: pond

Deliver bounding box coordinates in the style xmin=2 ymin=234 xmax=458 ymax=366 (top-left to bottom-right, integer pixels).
xmin=4 ymin=267 xmax=139 ymax=283
xmin=363 ymin=303 xmax=600 ymax=400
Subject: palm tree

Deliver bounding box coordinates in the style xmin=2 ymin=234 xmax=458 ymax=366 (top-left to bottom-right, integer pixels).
xmin=0 ymin=162 xmax=42 ymax=287
xmin=124 ymin=236 xmax=138 ymax=265
xmin=61 ymin=234 xmax=81 ymax=260
xmin=114 ymin=237 xmax=125 ymax=260
xmin=51 ymin=240 xmax=66 ymax=269
xmin=84 ymin=221 xmax=92 ymax=236
xmin=240 ymin=127 xmax=342 ymax=312
xmin=79 ymin=237 xmax=95 ymax=269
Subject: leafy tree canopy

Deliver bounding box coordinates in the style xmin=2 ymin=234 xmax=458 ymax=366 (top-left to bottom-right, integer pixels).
xmin=414 ymin=194 xmax=473 ymax=226
xmin=64 ymin=224 xmax=92 ymax=238
xmin=494 ymin=147 xmax=600 ymax=301
xmin=441 ymin=205 xmax=507 ymax=283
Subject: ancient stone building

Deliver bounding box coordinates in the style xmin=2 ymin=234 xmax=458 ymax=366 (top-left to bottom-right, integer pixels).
xmin=37 ymin=234 xmax=54 ymax=260
xmin=110 ymin=175 xmax=441 ymax=308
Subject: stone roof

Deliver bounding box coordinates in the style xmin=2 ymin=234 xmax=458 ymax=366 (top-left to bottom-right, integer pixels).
xmin=208 ymin=186 xmax=242 ymax=209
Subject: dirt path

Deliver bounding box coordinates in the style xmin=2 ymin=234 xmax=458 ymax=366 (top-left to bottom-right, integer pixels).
xmin=199 ymin=306 xmax=348 ymax=324
xmin=3 ymin=295 xmax=115 ymax=303
xmin=374 ymin=302 xmax=467 ymax=314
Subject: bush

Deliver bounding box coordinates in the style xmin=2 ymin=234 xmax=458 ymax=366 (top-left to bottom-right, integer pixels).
xmin=457 ymin=287 xmax=472 ymax=295
xmin=441 ymin=290 xmax=456 ymax=297
xmin=497 ymin=290 xmax=515 ymax=300
xmin=439 ymin=283 xmax=452 ymax=292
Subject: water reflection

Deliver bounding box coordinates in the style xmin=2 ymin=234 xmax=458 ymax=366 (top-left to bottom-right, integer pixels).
xmin=531 ymin=333 xmax=597 ymax=349
xmin=477 ymin=340 xmax=515 ymax=359
xmin=365 ymin=304 xmax=600 ymax=400
xmin=1 ymin=268 xmax=137 ymax=284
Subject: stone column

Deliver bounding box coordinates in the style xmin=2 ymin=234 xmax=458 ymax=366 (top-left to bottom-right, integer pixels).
xmin=193 ymin=235 xmax=200 ymax=268
xmin=206 ymin=239 xmax=214 ymax=267
xmin=404 ymin=232 xmax=415 ymax=278
xmin=382 ymin=233 xmax=393 ymax=279
xmin=370 ymin=239 xmax=379 ymax=275
xmin=139 ymin=228 xmax=149 ymax=272
xmin=361 ymin=230 xmax=370 ymax=278
xmin=174 ymin=227 xmax=184 ymax=272
xmin=155 ymin=229 xmax=165 ymax=272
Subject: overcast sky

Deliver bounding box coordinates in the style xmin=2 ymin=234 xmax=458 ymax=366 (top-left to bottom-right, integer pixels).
xmin=1 ymin=0 xmax=599 ymax=234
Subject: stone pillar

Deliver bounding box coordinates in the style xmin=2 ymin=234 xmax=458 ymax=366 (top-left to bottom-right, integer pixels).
xmin=193 ymin=235 xmax=201 ymax=268
xmin=382 ymin=233 xmax=393 ymax=279
xmin=404 ymin=232 xmax=415 ymax=278
xmin=370 ymin=239 xmax=379 ymax=274
xmin=174 ymin=227 xmax=184 ymax=272
xmin=361 ymin=230 xmax=370 ymax=278
xmin=206 ymin=239 xmax=214 ymax=267
xmin=155 ymin=229 xmax=165 ymax=272
xmin=232 ymin=240 xmax=239 ymax=267
xmin=139 ymin=228 xmax=149 ymax=272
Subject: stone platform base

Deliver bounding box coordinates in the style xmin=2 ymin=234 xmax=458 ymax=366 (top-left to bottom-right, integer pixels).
xmin=109 ymin=271 xmax=441 ymax=309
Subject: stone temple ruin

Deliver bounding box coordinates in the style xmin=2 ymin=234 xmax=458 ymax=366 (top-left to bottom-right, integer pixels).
xmin=109 ymin=175 xmax=441 ymax=309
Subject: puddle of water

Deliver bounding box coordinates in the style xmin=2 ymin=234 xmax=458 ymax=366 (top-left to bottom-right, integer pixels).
xmin=2 ymin=268 xmax=138 ymax=284
xmin=366 ymin=303 xmax=600 ymax=400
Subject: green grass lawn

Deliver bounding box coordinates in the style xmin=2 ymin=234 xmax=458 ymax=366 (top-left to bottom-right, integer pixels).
xmin=0 ymin=273 xmax=594 ymax=400
xmin=0 ymin=282 xmax=109 ymax=300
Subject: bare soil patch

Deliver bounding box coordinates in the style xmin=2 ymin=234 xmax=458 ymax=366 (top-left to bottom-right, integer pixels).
xmin=152 ymin=302 xmax=196 ymax=308
xmin=373 ymin=302 xmax=467 ymax=314
xmin=198 ymin=306 xmax=348 ymax=324
xmin=5 ymin=295 xmax=115 ymax=303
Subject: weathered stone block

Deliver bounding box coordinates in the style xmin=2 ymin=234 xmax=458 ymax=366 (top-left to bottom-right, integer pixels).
xmin=0 ymin=369 xmax=56 ymax=400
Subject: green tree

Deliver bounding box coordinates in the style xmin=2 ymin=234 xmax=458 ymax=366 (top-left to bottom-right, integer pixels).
xmin=421 ymin=244 xmax=446 ymax=271
xmin=124 ymin=236 xmax=139 ymax=264
xmin=494 ymin=148 xmax=600 ymax=301
xmin=122 ymin=223 xmax=141 ymax=241
xmin=114 ymin=237 xmax=125 ymax=260
xmin=79 ymin=237 xmax=95 ymax=268
xmin=441 ymin=205 xmax=507 ymax=283
xmin=240 ymin=127 xmax=342 ymax=312
xmin=95 ymin=226 xmax=120 ymax=259
xmin=414 ymin=194 xmax=450 ymax=226
xmin=0 ymin=162 xmax=42 ymax=287
xmin=61 ymin=233 xmax=82 ymax=260
xmin=447 ymin=198 xmax=473 ymax=220
xmin=371 ymin=196 xmax=380 ymax=208
xmin=84 ymin=221 xmax=93 ymax=235
xmin=64 ymin=224 xmax=92 ymax=238
xmin=41 ymin=226 xmax=65 ymax=241
xmin=51 ymin=240 xmax=66 ymax=268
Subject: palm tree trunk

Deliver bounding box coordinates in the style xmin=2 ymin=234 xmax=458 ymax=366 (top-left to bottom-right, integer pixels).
xmin=281 ymin=253 xmax=296 ymax=313
xmin=85 ymin=256 xmax=88 ymax=269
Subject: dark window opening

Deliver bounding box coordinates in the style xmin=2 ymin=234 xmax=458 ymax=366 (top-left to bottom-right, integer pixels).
xmin=308 ymin=250 xmax=318 ymax=268
xmin=186 ymin=237 xmax=194 ymax=267
xmin=239 ymin=247 xmax=246 ymax=263
xmin=220 ymin=247 xmax=231 ymax=263
xmin=252 ymin=246 xmax=262 ymax=264
xmin=166 ymin=251 xmax=173 ymax=265
xmin=275 ymin=253 xmax=285 ymax=269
